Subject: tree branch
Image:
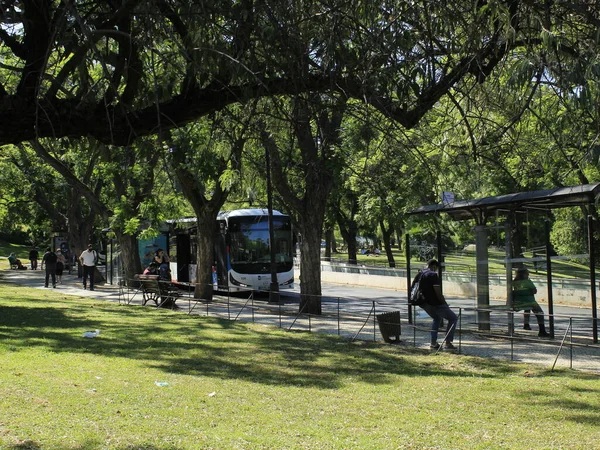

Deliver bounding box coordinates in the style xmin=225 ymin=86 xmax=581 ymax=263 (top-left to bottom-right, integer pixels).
xmin=29 ymin=139 xmax=111 ymax=218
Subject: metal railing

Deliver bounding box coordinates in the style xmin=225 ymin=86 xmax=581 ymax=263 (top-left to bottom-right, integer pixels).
xmin=117 ymin=278 xmax=600 ymax=373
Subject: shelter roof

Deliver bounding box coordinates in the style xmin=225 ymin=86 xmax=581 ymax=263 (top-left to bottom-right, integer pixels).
xmin=408 ymin=183 xmax=600 ymax=221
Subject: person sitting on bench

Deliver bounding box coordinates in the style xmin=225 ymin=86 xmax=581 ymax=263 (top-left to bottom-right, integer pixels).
xmin=8 ymin=253 xmax=26 ymax=270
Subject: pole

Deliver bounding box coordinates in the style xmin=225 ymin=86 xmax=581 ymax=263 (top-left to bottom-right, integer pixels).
xmin=588 ymin=215 xmax=597 ymax=343
xmin=476 ymin=224 xmax=490 ymax=331
xmin=436 ymin=230 xmax=443 ymax=290
xmin=545 ymin=220 xmax=554 ymax=338
xmin=266 ymin=140 xmax=280 ymax=303
xmin=110 ymin=238 xmax=113 ymax=285
xmin=406 ymin=233 xmax=412 ymax=324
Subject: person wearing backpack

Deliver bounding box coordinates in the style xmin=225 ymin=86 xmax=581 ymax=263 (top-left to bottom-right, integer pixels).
xmin=41 ymin=247 xmax=57 ymax=288
xmin=79 ymin=244 xmax=98 ymax=291
xmin=418 ymin=259 xmax=458 ymax=351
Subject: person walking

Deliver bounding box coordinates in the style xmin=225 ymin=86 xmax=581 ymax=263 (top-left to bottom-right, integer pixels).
xmin=512 ymin=267 xmax=549 ymax=337
xmin=41 ymin=247 xmax=57 ymax=288
xmin=55 ymin=248 xmax=66 ymax=284
xmin=79 ymin=244 xmax=98 ymax=290
xmin=29 ymin=247 xmax=39 ymax=270
xmin=418 ymin=259 xmax=458 ymax=350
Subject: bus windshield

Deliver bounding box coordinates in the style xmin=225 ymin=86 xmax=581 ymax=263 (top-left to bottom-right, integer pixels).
xmin=228 ymin=215 xmax=293 ymax=274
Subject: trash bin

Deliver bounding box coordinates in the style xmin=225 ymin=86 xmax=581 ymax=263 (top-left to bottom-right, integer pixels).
xmin=376 ymin=311 xmax=401 ymax=343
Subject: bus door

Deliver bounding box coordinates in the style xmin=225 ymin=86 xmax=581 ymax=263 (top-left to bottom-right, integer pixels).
xmin=214 ymin=220 xmax=228 ymax=287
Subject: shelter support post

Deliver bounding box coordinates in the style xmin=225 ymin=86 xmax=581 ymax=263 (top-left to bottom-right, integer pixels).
xmin=437 ymin=230 xmax=443 ymax=290
xmin=505 ymin=221 xmax=513 ymax=334
xmin=588 ymin=215 xmax=598 ymax=343
xmin=545 ymin=221 xmax=554 ymax=338
xmin=475 ymin=225 xmax=490 ymax=331
xmin=406 ymin=233 xmax=413 ymax=324
xmin=110 ymin=238 xmax=113 ymax=285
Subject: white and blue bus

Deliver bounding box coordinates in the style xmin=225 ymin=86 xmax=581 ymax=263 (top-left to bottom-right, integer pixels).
xmin=166 ymin=209 xmax=295 ymax=291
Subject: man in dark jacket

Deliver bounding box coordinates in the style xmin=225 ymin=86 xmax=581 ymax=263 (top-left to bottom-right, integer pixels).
xmin=29 ymin=247 xmax=39 ymax=270
xmin=41 ymin=247 xmax=57 ymax=288
xmin=419 ymin=259 xmax=458 ymax=350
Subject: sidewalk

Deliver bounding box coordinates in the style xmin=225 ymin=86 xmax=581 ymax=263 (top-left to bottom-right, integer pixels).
xmin=2 ymin=268 xmax=600 ymax=373
xmin=0 ymin=267 xmax=122 ymax=302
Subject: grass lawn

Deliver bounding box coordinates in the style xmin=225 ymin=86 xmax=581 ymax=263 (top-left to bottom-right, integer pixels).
xmin=1 ymin=281 xmax=599 ymax=449
xmin=0 ymin=241 xmax=31 ymax=260
xmin=347 ymin=247 xmax=592 ymax=280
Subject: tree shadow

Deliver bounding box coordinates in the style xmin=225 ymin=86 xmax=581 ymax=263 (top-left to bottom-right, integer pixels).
xmin=0 ymin=295 xmax=576 ymax=391
xmin=8 ymin=440 xmax=183 ymax=450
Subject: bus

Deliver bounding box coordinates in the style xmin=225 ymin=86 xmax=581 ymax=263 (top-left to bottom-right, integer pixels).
xmin=166 ymin=209 xmax=294 ymax=291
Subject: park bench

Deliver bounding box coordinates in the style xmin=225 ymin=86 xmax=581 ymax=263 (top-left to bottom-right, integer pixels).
xmin=376 ymin=310 xmax=402 ymax=343
xmin=134 ymin=274 xmax=181 ymax=309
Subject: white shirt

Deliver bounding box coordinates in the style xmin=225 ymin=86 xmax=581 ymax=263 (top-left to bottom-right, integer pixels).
xmin=80 ymin=249 xmax=96 ymax=266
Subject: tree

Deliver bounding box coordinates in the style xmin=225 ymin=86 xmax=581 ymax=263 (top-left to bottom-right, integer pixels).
xmin=260 ymin=94 xmax=346 ymax=314
xmin=168 ymin=108 xmax=250 ymax=300
xmin=0 ymin=1 xmax=546 ymax=147
xmin=17 ymin=137 xmax=171 ymax=282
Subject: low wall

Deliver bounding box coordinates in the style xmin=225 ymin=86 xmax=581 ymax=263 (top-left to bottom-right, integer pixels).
xmin=320 ymin=262 xmax=597 ymax=307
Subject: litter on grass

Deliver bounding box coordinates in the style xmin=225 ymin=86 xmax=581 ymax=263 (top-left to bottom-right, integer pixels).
xmin=83 ymin=330 xmax=100 ymax=338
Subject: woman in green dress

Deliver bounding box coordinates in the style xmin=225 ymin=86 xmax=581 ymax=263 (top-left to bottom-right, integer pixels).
xmin=512 ymin=267 xmax=549 ymax=337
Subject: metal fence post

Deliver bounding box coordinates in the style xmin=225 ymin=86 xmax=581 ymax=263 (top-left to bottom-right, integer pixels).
xmin=510 ymin=310 xmax=515 ymax=361
xmin=337 ymin=297 xmax=340 ymax=336
xmin=373 ymin=301 xmax=377 ymax=342
xmin=458 ymin=308 xmax=462 ymax=353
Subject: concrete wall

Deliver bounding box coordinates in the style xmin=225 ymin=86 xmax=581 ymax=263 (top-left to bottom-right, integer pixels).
xmin=319 ymin=261 xmax=597 ymax=307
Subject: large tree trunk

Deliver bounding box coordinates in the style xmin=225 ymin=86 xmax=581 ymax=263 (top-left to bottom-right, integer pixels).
xmin=380 ymin=219 xmax=396 ymax=268
xmin=117 ymin=232 xmax=142 ymax=284
xmin=336 ymin=202 xmax=358 ymax=265
xmin=65 ymin=193 xmax=96 ymax=278
xmin=299 ymin=218 xmax=323 ymax=315
xmin=194 ymin=211 xmax=217 ymax=301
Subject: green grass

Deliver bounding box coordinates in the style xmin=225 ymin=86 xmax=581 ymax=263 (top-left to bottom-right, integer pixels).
xmin=1 ymin=281 xmax=599 ymax=449
xmin=347 ymin=247 xmax=592 ymax=279
xmin=0 ymin=241 xmax=30 ymax=260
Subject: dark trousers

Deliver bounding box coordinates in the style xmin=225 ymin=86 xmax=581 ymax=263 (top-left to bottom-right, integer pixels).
xmin=45 ymin=265 xmax=56 ymax=287
xmin=420 ymin=303 xmax=458 ymax=344
xmin=83 ymin=265 xmax=95 ymax=289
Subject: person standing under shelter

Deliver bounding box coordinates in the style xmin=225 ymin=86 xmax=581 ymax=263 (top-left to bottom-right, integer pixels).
xmin=41 ymin=247 xmax=57 ymax=288
xmin=512 ymin=267 xmax=549 ymax=337
xmin=29 ymin=247 xmax=39 ymax=270
xmin=418 ymin=259 xmax=458 ymax=350
xmin=79 ymin=244 xmax=98 ymax=291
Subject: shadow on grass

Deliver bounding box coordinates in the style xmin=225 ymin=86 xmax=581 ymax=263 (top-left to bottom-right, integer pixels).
xmin=0 ymin=291 xmax=588 ymax=390
xmin=10 ymin=440 xmax=181 ymax=450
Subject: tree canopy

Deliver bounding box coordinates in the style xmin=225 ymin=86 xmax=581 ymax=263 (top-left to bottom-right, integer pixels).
xmin=1 ymin=0 xmax=559 ymax=146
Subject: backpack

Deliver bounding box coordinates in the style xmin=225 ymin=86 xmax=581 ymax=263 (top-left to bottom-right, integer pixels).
xmin=408 ymin=270 xmax=426 ymax=306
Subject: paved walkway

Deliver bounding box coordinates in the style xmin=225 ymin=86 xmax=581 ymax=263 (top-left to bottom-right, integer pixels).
xmin=2 ymin=268 xmax=600 ymax=374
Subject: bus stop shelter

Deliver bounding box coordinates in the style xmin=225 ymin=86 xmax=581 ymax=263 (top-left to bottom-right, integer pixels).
xmin=408 ymin=183 xmax=600 ymax=342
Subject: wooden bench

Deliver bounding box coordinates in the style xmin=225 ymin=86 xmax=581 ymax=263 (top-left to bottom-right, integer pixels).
xmin=134 ymin=274 xmax=181 ymax=308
